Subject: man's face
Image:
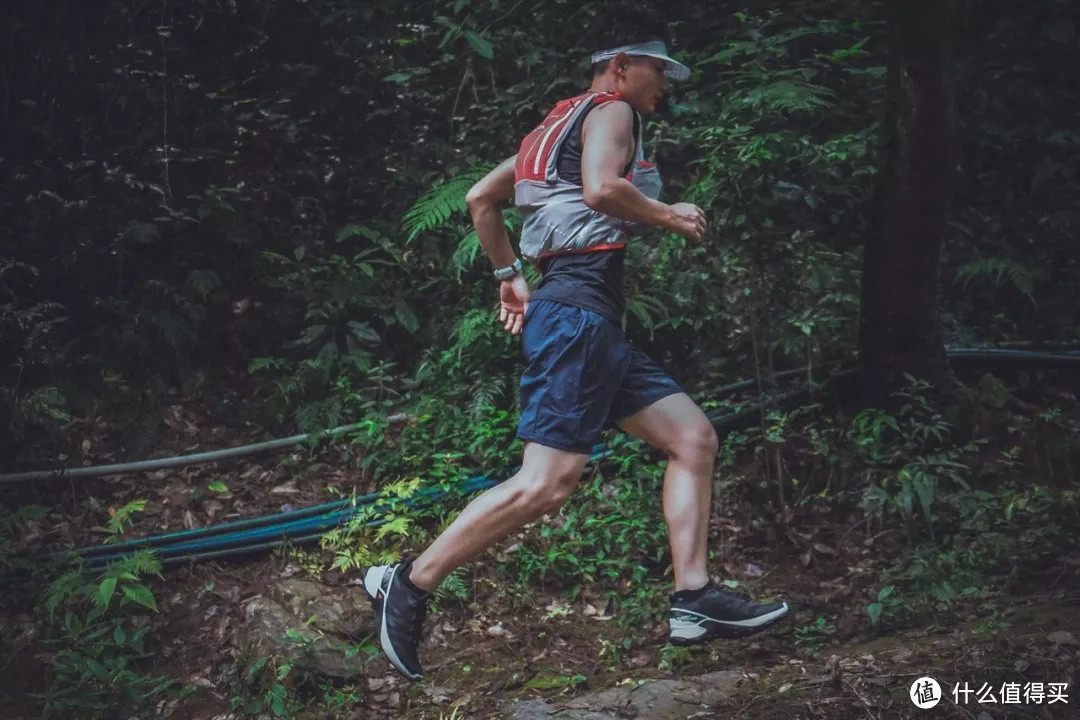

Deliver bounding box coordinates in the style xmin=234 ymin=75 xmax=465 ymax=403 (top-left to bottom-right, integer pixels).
xmin=616 ymin=54 xmax=670 ymax=114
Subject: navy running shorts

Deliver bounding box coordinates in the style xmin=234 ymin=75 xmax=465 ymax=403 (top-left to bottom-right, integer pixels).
xmin=517 ymin=299 xmax=685 ymax=454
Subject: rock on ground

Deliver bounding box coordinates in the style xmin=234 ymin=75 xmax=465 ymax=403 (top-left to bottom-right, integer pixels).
xmin=506 ymin=670 xmax=742 ymax=719
xmin=239 ymin=579 xmax=370 ymax=678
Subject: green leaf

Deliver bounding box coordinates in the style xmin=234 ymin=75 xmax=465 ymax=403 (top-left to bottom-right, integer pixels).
xmin=348 ymin=321 xmax=380 ymax=344
xmin=867 ymin=602 xmax=882 ymax=625
xmin=126 ymin=220 xmax=162 ymax=244
xmin=113 ymin=626 xmax=126 ymax=645
xmin=395 ymin=301 xmax=419 ymax=333
xmin=269 ymin=682 xmax=288 ymax=715
xmin=382 ymin=72 xmax=412 ymax=84
xmin=464 ymin=30 xmax=494 ymax=59
xmin=96 ymin=577 xmax=117 ymax=609
xmin=187 ymin=268 xmax=222 ymax=300
xmin=296 ymin=324 xmax=326 ymax=346
xmin=912 ymin=475 xmax=935 ymax=522
xmin=335 ymin=223 xmax=368 ymax=243
xmin=122 ymin=583 xmax=159 ymax=612
xmin=85 ymin=657 xmax=111 ymax=681
xmin=208 ymin=480 xmax=229 ymax=493
xmin=877 ymin=585 xmax=895 ymax=602
xmin=248 ymin=656 xmax=268 ymax=677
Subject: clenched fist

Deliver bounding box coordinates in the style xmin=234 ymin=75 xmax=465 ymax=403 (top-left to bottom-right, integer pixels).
xmin=666 ymin=202 xmax=707 ymax=243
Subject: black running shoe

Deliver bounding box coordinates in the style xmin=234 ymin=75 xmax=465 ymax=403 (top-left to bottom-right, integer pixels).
xmin=364 ymin=556 xmax=431 ymax=680
xmin=668 ymin=580 xmax=789 ymax=645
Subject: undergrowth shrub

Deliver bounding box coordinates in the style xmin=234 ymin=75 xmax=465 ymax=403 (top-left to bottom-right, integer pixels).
xmin=492 ymin=438 xmax=674 ymax=626
xmin=36 ymin=502 xmax=182 ymax=718
xmin=847 ymin=377 xmax=1079 ymax=626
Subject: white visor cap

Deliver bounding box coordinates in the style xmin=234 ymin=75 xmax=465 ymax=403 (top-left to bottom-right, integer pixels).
xmin=590 ymin=40 xmax=690 ymax=82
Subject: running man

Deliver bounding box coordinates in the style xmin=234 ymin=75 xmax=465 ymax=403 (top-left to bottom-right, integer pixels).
xmin=365 ymin=16 xmax=789 ymax=681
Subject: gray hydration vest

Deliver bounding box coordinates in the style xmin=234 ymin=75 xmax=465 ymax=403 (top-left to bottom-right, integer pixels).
xmin=513 ymin=91 xmax=663 ymax=261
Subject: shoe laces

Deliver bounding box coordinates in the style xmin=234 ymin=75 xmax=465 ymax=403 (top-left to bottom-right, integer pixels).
xmin=717 ymin=585 xmax=756 ymax=607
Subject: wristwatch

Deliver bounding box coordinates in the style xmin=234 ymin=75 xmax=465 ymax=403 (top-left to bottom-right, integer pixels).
xmin=493 ymin=258 xmax=522 ymax=281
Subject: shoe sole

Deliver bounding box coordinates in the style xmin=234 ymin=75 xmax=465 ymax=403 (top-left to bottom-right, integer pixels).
xmin=364 ymin=564 xmax=423 ymax=681
xmin=669 ymin=602 xmax=790 ymax=646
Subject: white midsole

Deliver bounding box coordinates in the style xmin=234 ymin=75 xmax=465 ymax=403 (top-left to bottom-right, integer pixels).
xmin=670 ymin=603 xmax=790 ymax=636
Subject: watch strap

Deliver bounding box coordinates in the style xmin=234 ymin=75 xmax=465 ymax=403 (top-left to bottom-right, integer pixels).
xmin=493 ymin=258 xmax=522 ymax=281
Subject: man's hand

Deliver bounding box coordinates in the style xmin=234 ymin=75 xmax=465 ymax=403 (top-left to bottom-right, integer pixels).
xmin=666 ymin=202 xmax=707 ymax=243
xmin=499 ymin=274 xmax=530 ymax=335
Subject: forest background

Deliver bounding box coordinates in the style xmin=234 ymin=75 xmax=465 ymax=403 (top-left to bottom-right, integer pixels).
xmin=1 ymin=0 xmax=1078 ymax=718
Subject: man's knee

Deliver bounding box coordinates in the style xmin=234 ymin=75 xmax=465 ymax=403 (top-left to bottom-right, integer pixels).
xmin=513 ymin=463 xmax=583 ymax=513
xmin=671 ymin=421 xmax=719 ymax=461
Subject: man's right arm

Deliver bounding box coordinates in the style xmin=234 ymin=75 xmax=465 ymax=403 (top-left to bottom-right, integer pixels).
xmin=580 ymin=102 xmax=705 ymax=242
xmin=465 ymin=155 xmax=518 ymax=269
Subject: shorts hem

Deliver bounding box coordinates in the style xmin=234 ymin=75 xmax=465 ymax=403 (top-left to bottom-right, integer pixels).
xmin=612 ymin=386 xmax=685 ymax=425
xmin=516 ymin=433 xmax=596 ymax=455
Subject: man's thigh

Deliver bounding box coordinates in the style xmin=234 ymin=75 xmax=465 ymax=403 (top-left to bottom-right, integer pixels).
xmin=614 ymin=391 xmax=714 ymax=454
xmin=517 ymin=441 xmax=592 ymax=484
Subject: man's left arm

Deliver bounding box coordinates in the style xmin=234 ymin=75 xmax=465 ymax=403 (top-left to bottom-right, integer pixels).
xmin=466 ymin=155 xmax=518 ymax=270
xmin=465 ymin=155 xmax=530 ymax=335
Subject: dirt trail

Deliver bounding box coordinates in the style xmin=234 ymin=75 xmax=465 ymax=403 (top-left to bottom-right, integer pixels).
xmin=120 ymin=542 xmax=1076 ymax=720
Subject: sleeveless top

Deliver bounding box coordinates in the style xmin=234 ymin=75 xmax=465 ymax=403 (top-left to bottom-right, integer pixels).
xmin=513 ymin=91 xmax=663 ymax=321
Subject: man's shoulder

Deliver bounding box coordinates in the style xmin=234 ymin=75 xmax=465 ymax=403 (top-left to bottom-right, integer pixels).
xmin=583 ymin=98 xmax=635 ymax=134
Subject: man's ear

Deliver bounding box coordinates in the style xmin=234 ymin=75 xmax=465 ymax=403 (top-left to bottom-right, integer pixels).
xmin=612 ymin=51 xmax=631 ymax=76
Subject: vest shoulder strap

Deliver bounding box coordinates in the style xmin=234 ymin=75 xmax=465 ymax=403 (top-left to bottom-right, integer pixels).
xmin=515 ymin=92 xmax=626 ymax=183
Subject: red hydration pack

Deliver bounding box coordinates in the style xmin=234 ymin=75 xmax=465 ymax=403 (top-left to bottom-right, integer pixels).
xmin=514 ymin=91 xmax=625 ymax=184
xmin=512 ymin=91 xmax=659 ymax=260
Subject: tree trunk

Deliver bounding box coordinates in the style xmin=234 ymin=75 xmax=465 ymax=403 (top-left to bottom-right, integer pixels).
xmin=858 ymin=0 xmax=958 ymax=406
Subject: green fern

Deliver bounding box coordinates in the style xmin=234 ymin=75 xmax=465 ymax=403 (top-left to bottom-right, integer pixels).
xmin=105 ymin=500 xmax=147 ymax=540
xmin=249 ymin=356 xmax=290 ymax=373
xmin=467 ymin=374 xmax=506 ymax=420
xmin=402 ymin=164 xmax=495 ymax=242
xmin=955 ymin=256 xmax=1046 ymax=306
xmin=440 ymin=307 xmax=501 ymax=368
xmin=294 ymin=395 xmax=344 ymax=435
xmin=625 ymin=293 xmax=671 ymax=330
xmin=44 ymin=569 xmax=84 ymax=618
xmin=736 ymin=69 xmax=838 ymax=113
xmin=113 ymin=548 xmax=163 ymax=577
xmin=19 ymin=386 xmax=70 ymax=423
xmin=433 ymin=568 xmax=470 ymax=609
xmin=451 ymin=230 xmax=483 ymax=276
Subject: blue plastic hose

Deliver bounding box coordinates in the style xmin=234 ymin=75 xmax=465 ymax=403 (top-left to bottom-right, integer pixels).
xmin=71 ymin=392 xmax=802 ymax=567
xmin=35 ymin=347 xmax=1080 ymax=567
